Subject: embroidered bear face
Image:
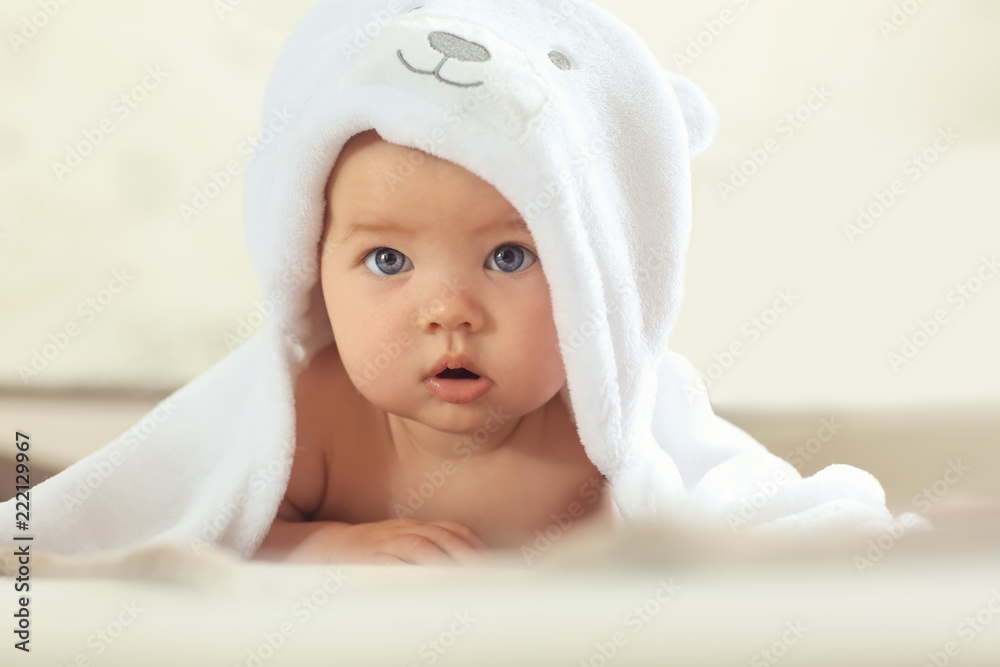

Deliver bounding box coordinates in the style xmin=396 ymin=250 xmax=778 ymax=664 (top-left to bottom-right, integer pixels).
xmin=339 ymin=4 xmax=713 ymax=154
xmin=339 ymin=11 xmax=562 ymax=145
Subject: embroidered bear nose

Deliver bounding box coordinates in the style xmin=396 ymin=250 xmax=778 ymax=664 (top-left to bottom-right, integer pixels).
xmin=428 ymin=31 xmax=491 ymax=62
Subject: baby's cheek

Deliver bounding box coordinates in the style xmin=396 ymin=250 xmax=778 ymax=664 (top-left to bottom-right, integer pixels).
xmin=517 ymin=295 xmax=565 ymax=382
xmin=323 ymin=293 xmax=372 ymax=372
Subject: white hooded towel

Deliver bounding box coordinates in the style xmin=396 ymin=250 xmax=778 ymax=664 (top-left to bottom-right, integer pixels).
xmin=2 ymin=0 xmax=916 ymax=559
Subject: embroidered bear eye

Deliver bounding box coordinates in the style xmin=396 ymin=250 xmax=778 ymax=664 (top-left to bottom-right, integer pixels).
xmin=548 ymin=50 xmax=572 ymax=71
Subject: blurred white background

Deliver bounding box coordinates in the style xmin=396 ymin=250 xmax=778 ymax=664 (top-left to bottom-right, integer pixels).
xmin=1 ymin=0 xmax=998 ymax=411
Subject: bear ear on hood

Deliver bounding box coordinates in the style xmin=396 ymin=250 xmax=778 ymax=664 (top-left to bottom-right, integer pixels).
xmin=663 ymin=71 xmax=719 ymax=158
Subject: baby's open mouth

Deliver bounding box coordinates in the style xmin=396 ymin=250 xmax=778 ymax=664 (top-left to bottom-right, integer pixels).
xmin=436 ymin=368 xmax=480 ymax=380
xmin=424 ymin=363 xmax=492 ymax=404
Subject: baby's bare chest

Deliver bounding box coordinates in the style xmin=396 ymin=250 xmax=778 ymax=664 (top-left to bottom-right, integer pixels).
xmin=384 ymin=439 xmax=610 ymax=548
xmin=312 ymin=398 xmax=610 ymax=549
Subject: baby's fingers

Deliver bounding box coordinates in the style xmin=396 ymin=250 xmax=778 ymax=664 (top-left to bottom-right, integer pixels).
xmin=431 ymin=520 xmax=489 ymax=551
xmin=416 ymin=524 xmax=487 ymax=567
xmin=386 ymin=533 xmax=455 ymax=566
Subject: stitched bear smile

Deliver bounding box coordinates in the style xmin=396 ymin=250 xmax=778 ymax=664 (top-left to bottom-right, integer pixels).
xmin=397 ymin=31 xmax=491 ymax=88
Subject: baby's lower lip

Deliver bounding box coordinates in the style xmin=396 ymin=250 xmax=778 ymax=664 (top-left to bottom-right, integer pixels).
xmin=423 ymin=376 xmax=493 ymax=404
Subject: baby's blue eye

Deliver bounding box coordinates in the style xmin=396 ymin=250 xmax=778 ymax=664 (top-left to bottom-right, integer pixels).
xmin=487 ymin=244 xmax=537 ymax=273
xmin=364 ymin=247 xmax=414 ymax=276
xmin=362 ymin=244 xmax=537 ymax=277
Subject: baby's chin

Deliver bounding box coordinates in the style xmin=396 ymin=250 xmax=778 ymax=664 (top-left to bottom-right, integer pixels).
xmin=381 ymin=399 xmax=513 ymax=430
xmin=364 ymin=390 xmax=532 ymax=433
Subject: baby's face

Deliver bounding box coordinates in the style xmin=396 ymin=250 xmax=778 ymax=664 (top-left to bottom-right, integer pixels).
xmin=319 ymin=130 xmax=565 ymax=432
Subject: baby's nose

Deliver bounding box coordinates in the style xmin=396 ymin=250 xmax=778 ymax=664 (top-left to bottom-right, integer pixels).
xmin=428 ymin=31 xmax=490 ymax=62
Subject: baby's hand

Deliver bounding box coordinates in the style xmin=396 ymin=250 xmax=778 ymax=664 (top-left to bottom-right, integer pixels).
xmin=328 ymin=518 xmax=489 ymax=566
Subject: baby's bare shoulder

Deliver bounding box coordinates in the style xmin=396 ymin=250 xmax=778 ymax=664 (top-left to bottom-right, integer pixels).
xmin=282 ymin=347 xmax=345 ymax=521
xmin=284 ymin=344 xmax=378 ymax=521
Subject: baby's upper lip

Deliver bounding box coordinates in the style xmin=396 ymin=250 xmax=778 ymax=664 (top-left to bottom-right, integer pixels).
xmin=426 ymin=353 xmax=485 ymax=380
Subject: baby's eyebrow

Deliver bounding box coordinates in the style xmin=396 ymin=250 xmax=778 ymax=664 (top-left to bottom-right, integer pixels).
xmin=340 ymin=214 xmax=528 ymax=243
xmin=339 ymin=221 xmax=414 ymax=244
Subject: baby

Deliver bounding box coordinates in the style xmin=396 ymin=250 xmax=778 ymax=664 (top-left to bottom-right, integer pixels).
xmin=253 ymin=129 xmax=621 ymax=566
xmin=0 ymin=1 xmax=908 ymax=571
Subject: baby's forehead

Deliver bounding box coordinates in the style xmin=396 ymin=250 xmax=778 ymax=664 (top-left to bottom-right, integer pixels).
xmin=328 ymin=139 xmax=524 ymax=223
xmin=326 ymin=190 xmax=530 ymax=243
xmin=337 ymin=130 xmax=422 ymax=167
xmin=328 ymin=138 xmax=454 ymax=194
